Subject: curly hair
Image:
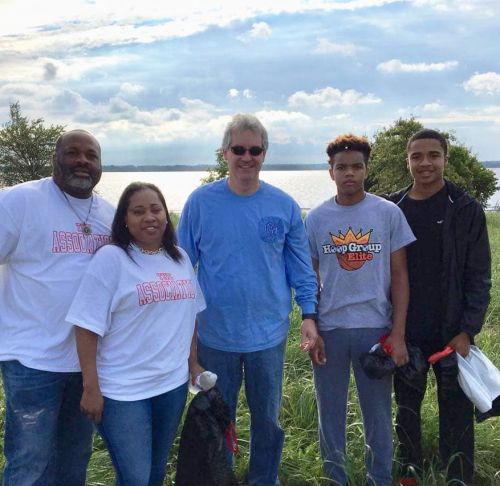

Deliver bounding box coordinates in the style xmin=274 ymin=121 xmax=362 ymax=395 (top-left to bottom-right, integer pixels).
xmin=326 ymin=134 xmax=371 ymax=165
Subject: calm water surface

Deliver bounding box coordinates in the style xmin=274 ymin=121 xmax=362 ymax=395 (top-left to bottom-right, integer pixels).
xmin=99 ymin=168 xmax=500 ymax=212
xmin=99 ymin=170 xmax=336 ymax=212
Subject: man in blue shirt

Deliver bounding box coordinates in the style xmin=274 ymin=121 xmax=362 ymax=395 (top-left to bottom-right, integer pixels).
xmin=178 ymin=113 xmax=318 ymax=485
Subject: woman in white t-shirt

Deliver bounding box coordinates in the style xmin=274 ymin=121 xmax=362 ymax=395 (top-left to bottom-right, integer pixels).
xmin=66 ymin=182 xmax=205 ymax=486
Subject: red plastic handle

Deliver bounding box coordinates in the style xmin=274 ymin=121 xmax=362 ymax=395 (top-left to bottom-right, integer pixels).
xmin=428 ymin=346 xmax=454 ymax=364
xmin=379 ymin=334 xmax=393 ymax=355
xmin=225 ymin=422 xmax=239 ymax=454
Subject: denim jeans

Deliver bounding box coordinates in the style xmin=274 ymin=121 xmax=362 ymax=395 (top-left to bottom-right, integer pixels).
xmin=0 ymin=360 xmax=93 ymax=486
xmin=97 ymin=382 xmax=188 ymax=486
xmin=197 ymin=339 xmax=286 ymax=486
xmin=313 ymin=328 xmax=393 ymax=486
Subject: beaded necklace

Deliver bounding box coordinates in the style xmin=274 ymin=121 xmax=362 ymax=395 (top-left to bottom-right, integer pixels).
xmin=131 ymin=243 xmax=164 ymax=255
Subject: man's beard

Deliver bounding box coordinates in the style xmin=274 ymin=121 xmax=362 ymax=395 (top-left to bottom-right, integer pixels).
xmin=64 ymin=174 xmax=95 ymax=193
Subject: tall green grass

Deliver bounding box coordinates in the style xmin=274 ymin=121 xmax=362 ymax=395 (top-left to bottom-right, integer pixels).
xmin=1 ymin=213 xmax=499 ymax=484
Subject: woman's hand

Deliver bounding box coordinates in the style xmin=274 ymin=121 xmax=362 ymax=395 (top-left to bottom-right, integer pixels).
xmin=81 ymin=386 xmax=104 ymax=423
xmin=189 ymin=360 xmax=205 ymax=385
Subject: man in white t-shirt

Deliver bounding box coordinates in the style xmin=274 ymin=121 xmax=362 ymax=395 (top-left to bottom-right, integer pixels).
xmin=0 ymin=130 xmax=115 ymax=485
xmin=305 ymin=134 xmax=415 ymax=486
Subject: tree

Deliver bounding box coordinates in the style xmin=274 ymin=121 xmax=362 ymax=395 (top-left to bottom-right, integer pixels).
xmin=366 ymin=117 xmax=498 ymax=208
xmin=201 ymin=148 xmax=227 ymax=184
xmin=0 ymin=102 xmax=65 ymax=187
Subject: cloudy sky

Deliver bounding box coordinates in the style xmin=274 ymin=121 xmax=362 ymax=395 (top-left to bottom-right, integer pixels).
xmin=1 ymin=0 xmax=499 ymax=166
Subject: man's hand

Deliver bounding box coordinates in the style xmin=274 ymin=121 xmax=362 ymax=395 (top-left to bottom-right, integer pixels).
xmin=385 ymin=332 xmax=409 ymax=367
xmin=448 ymin=331 xmax=471 ymax=357
xmin=80 ymin=386 xmax=104 ymax=423
xmin=300 ymin=318 xmax=318 ymax=352
xmin=308 ymin=335 xmax=327 ymax=366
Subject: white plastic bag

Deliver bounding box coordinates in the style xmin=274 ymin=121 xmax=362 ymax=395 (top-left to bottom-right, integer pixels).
xmin=188 ymin=370 xmax=218 ymax=394
xmin=457 ymin=345 xmax=500 ymax=413
xmin=468 ymin=346 xmax=500 ymax=396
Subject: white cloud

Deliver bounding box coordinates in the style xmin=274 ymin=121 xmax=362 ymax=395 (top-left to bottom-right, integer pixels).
xmin=463 ymin=72 xmax=500 ymax=95
xmin=0 ymin=1 xmax=401 ymax=55
xmin=255 ymin=109 xmax=312 ymax=144
xmin=314 ymin=38 xmax=360 ymax=56
xmin=0 ymin=81 xmax=229 ymax=144
xmin=394 ymin=104 xmax=500 ymax=126
xmin=288 ymin=86 xmax=381 ymax=108
xmin=420 ymin=106 xmax=500 ymax=124
xmin=0 ymin=1 xmax=402 ymax=35
xmin=238 ymin=22 xmax=272 ymax=42
xmin=248 ymin=22 xmax=272 ymax=39
xmin=411 ymin=0 xmax=498 ymax=16
xmin=0 ymin=20 xmax=210 ymax=56
xmin=119 ymin=83 xmax=144 ymax=96
xmin=422 ymin=102 xmax=445 ymax=112
xmin=227 ymin=88 xmax=253 ymax=99
xmin=0 ymin=53 xmax=136 ymax=84
xmin=377 ymin=59 xmax=458 ymax=73
xmin=255 ymin=110 xmax=310 ymax=124
xmin=322 ymin=113 xmax=351 ymax=121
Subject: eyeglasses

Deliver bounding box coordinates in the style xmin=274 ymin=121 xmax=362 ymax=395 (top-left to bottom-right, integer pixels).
xmin=230 ymin=146 xmax=264 ymax=156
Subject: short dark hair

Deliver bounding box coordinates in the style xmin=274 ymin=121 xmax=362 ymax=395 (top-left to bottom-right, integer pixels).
xmin=112 ymin=182 xmax=182 ymax=262
xmin=54 ymin=129 xmax=101 ymax=159
xmin=326 ymin=134 xmax=371 ymax=166
xmin=407 ymin=129 xmax=448 ymax=156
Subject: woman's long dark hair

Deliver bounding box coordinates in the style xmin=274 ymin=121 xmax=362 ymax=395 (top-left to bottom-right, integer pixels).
xmin=112 ymin=182 xmax=182 ymax=262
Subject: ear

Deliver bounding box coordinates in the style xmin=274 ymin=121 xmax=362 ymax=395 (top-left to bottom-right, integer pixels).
xmin=52 ymin=153 xmax=59 ymax=176
xmin=222 ymin=149 xmax=229 ymax=161
xmin=328 ymin=165 xmax=335 ymax=182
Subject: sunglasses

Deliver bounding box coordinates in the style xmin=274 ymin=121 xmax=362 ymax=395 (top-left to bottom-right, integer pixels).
xmin=230 ymin=145 xmax=264 ymax=156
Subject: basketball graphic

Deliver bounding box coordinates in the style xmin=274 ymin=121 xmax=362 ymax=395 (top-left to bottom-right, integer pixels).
xmin=330 ymin=227 xmax=374 ymax=271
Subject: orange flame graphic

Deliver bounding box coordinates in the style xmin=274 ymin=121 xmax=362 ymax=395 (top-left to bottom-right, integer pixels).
xmin=331 ymin=227 xmax=373 ymax=271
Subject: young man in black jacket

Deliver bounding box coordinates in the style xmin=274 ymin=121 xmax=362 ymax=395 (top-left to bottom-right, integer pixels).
xmin=387 ymin=129 xmax=491 ymax=486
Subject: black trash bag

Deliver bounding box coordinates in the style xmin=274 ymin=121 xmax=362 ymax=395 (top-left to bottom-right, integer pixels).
xmin=395 ymin=344 xmax=428 ymax=391
xmin=360 ymin=342 xmax=428 ymax=386
xmin=359 ymin=344 xmax=396 ymax=379
xmin=175 ymin=386 xmax=238 ymax=486
xmin=434 ymin=351 xmax=459 ymax=394
xmin=475 ymin=395 xmax=500 ymax=423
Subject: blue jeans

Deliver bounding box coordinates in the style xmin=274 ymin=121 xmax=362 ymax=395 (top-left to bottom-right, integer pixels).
xmin=97 ymin=382 xmax=188 ymax=486
xmin=0 ymin=360 xmax=93 ymax=486
xmin=197 ymin=339 xmax=286 ymax=486
xmin=313 ymin=328 xmax=393 ymax=486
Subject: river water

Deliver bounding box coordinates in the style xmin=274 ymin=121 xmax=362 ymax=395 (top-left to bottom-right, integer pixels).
xmin=98 ymin=168 xmax=500 ymax=212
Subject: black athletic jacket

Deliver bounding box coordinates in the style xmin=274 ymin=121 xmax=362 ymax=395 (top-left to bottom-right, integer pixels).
xmin=387 ymin=180 xmax=491 ymax=343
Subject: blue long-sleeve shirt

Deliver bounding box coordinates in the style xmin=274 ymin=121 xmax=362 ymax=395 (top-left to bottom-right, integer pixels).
xmin=177 ymin=178 xmax=317 ymax=352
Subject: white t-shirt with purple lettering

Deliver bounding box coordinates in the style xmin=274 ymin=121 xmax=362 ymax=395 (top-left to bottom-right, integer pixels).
xmin=0 ymin=177 xmax=114 ymax=371
xmin=66 ymin=244 xmax=206 ymax=401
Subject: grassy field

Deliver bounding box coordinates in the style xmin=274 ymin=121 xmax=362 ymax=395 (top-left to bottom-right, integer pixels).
xmin=1 ymin=213 xmax=499 ymax=485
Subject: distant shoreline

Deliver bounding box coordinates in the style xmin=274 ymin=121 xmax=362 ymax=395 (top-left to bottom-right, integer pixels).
xmin=103 ymin=163 xmax=329 ymax=172
xmin=103 ymin=162 xmax=499 ymax=172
